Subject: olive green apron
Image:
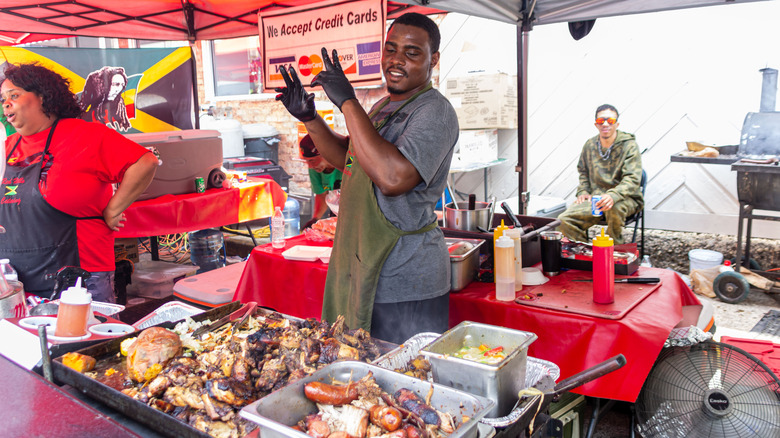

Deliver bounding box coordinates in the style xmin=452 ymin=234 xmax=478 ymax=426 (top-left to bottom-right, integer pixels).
xmin=322 ymin=83 xmax=435 ymax=331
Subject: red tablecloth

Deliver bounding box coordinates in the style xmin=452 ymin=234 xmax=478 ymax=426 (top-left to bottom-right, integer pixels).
xmin=235 ymin=235 xmax=331 ymax=319
xmin=233 ymin=237 xmax=701 ymax=402
xmin=116 ymin=178 xmax=286 ymax=238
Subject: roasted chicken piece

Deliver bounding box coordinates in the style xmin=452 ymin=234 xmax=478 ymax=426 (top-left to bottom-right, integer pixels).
xmin=126 ymin=327 xmax=182 ymax=383
xmin=255 ymin=357 xmax=287 ymax=391
xmin=165 ymin=385 xmax=205 ymax=410
xmin=206 ymin=377 xmax=255 ymax=407
xmin=319 ymin=337 xmax=360 ymax=363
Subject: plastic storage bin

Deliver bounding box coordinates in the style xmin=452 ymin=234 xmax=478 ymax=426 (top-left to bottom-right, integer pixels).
xmin=173 ymin=261 xmax=245 ymax=307
xmin=126 ymin=260 xmax=199 ymax=299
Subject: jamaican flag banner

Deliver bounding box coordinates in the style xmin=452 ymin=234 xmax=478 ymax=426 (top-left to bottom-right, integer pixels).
xmin=0 ymin=46 xmax=195 ymax=133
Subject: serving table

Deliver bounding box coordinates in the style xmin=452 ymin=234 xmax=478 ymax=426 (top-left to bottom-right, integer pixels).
xmin=116 ymin=177 xmax=286 ymax=258
xmin=234 ymin=235 xmax=700 ymax=402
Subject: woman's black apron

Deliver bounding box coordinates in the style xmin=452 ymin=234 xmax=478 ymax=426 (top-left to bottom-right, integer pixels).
xmin=0 ymin=121 xmax=85 ymax=295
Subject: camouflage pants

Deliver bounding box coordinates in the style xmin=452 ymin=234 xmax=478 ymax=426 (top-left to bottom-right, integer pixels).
xmin=558 ymin=197 xmax=641 ymax=244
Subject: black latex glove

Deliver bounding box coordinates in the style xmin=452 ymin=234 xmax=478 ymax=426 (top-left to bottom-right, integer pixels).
xmin=275 ymin=66 xmax=316 ymax=122
xmin=311 ymin=48 xmax=356 ymax=110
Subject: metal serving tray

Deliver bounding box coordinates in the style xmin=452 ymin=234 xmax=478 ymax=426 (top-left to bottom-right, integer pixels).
xmin=51 ymin=302 xmax=244 ymax=438
xmin=446 ymin=238 xmax=485 ymax=292
xmin=420 ymin=322 xmax=537 ymax=418
xmin=240 ymin=361 xmax=494 ymax=438
xmin=51 ymin=304 xmax=355 ymax=438
xmin=373 ymin=332 xmax=559 ymax=389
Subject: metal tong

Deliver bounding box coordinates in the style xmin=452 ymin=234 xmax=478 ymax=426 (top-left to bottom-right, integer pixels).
xmin=192 ymin=302 xmax=257 ymax=339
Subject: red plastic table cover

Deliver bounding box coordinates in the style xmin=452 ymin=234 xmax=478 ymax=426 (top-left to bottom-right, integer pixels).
xmin=116 ymin=178 xmax=286 ymax=238
xmin=234 ymin=235 xmax=331 ymax=320
xmin=233 ymin=237 xmax=700 ymax=402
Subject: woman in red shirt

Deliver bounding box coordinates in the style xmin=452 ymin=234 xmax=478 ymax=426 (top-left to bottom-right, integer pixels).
xmin=0 ymin=63 xmax=157 ymax=302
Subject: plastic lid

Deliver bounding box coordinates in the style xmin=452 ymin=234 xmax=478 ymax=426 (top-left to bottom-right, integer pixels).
xmin=0 ymin=258 xmax=8 ymax=264
xmin=723 ymin=260 xmax=732 ymax=267
xmin=592 ymin=228 xmax=614 ymax=247
xmin=242 ymin=123 xmax=279 ymax=138
xmin=496 ymin=235 xmax=514 ymax=248
xmin=60 ymin=277 xmax=92 ymax=305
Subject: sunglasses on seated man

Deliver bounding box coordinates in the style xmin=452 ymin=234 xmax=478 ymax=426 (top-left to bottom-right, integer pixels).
xmin=595 ymin=117 xmax=617 ymax=125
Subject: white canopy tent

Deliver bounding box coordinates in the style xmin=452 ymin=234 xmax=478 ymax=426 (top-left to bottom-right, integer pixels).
xmin=0 ymin=0 xmax=771 ymax=210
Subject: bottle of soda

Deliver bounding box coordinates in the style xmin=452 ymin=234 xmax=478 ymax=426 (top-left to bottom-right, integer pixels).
xmin=271 ymin=206 xmax=286 ymax=249
xmin=0 ymin=258 xmax=18 ymax=282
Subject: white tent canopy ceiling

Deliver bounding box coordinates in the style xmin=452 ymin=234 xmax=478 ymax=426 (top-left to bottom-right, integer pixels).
xmin=0 ymin=0 xmax=770 ymax=211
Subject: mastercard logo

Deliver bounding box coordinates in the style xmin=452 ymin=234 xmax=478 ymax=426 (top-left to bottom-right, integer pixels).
xmin=298 ymin=55 xmax=324 ymax=76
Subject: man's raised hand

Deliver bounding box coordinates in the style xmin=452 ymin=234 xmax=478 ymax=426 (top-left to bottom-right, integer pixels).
xmin=311 ymin=48 xmax=356 ymax=109
xmin=275 ymin=66 xmax=316 ymax=122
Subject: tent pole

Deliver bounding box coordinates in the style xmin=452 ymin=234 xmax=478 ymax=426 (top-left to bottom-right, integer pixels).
xmin=516 ymin=17 xmax=531 ymax=214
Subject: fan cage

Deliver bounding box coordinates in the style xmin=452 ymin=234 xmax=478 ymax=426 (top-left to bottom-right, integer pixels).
xmin=636 ymin=340 xmax=780 ymax=438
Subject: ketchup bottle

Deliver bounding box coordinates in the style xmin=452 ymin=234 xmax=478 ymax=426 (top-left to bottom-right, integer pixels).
xmin=592 ymin=228 xmax=615 ymax=304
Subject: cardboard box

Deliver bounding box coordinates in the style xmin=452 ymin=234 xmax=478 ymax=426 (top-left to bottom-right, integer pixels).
xmin=444 ymin=73 xmax=518 ymax=129
xmin=114 ymin=238 xmax=139 ymax=264
xmin=455 ymin=129 xmax=498 ymax=163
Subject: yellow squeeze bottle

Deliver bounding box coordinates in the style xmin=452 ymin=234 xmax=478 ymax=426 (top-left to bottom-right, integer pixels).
xmin=493 ymin=220 xmax=509 ymax=283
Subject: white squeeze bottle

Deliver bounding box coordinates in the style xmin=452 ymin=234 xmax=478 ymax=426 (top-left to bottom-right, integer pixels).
xmin=271 ymin=206 xmax=286 ymax=249
xmin=495 ymin=235 xmax=516 ymax=301
xmin=55 ymin=277 xmax=92 ymax=337
xmin=503 ymin=228 xmax=524 ymax=291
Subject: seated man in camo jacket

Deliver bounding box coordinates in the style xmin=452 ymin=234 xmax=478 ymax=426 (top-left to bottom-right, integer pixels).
xmin=558 ymin=104 xmax=644 ymax=244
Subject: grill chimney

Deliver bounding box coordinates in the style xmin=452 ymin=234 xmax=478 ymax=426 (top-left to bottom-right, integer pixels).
xmin=759 ymin=67 xmax=777 ymax=112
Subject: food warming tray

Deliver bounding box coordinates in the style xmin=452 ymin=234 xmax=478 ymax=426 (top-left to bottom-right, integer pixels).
xmin=239 ymin=361 xmax=495 ymax=438
xmin=51 ymin=301 xmax=245 ymax=438
xmin=420 ymin=321 xmax=538 ymax=418
xmin=51 ymin=303 xmax=396 ymax=438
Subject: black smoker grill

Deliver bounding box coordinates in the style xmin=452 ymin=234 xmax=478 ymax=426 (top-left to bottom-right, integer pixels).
xmin=671 ymin=68 xmax=780 ymax=300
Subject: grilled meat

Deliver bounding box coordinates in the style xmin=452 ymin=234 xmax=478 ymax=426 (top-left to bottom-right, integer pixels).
xmin=255 ymin=357 xmax=287 ymax=392
xmin=99 ymin=312 xmax=382 ymax=438
xmin=206 ymin=377 xmax=255 ymax=407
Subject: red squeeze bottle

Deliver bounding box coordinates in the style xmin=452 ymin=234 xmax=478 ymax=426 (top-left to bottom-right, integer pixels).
xmin=592 ymin=229 xmax=615 ymax=304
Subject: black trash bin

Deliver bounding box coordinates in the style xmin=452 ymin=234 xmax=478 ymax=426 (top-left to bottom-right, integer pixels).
xmin=242 ymin=124 xmax=280 ymax=161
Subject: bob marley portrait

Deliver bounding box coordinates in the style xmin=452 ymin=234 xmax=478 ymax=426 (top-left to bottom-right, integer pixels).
xmin=80 ymin=66 xmax=132 ymax=131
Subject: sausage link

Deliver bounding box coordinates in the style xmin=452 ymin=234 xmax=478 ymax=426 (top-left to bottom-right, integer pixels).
xmin=304 ymin=381 xmax=359 ymax=405
xmin=394 ymin=389 xmax=441 ymax=426
xmin=369 ymin=405 xmax=403 ymax=431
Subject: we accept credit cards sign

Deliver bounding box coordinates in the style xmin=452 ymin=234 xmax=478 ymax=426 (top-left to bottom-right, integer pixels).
xmin=259 ymin=0 xmax=386 ymax=91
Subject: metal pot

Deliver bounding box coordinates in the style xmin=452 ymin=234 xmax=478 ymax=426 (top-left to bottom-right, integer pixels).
xmin=445 ymin=202 xmax=491 ymax=231
xmin=0 ymin=280 xmax=26 ymax=319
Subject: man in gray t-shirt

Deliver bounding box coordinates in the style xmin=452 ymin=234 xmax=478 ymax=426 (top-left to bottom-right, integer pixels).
xmin=274 ymin=12 xmax=458 ymax=343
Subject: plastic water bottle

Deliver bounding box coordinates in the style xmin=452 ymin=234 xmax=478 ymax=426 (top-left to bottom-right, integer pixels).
xmin=0 ymin=258 xmax=18 ymax=282
xmin=283 ymin=197 xmax=300 ymax=237
xmin=272 ymin=206 xmax=286 ymax=249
